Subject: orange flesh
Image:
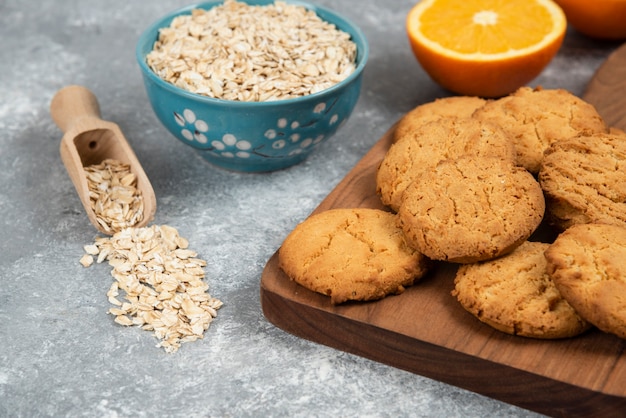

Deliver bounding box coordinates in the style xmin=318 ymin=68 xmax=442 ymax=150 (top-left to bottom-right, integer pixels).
xmin=418 ymin=0 xmax=555 ymax=54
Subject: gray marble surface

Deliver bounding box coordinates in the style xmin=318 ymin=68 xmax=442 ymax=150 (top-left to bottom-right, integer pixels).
xmin=0 ymin=0 xmax=621 ymax=416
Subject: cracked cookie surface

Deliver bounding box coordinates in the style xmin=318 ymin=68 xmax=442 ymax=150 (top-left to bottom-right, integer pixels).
xmin=393 ymin=96 xmax=487 ymax=142
xmin=545 ymin=223 xmax=626 ymax=340
xmin=398 ymin=156 xmax=545 ymax=263
xmin=452 ymin=241 xmax=591 ymax=339
xmin=377 ymin=116 xmax=515 ymax=212
xmin=473 ymin=86 xmax=608 ymax=173
xmin=278 ymin=208 xmax=430 ymax=304
xmin=539 ymin=131 xmax=626 ymax=231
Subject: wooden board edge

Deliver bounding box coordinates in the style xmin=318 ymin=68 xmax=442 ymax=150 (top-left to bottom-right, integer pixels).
xmin=260 ymin=254 xmax=626 ymax=417
xmin=582 ymin=42 xmax=626 ymax=130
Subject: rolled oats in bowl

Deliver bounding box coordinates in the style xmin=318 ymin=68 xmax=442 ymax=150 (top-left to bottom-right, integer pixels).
xmin=136 ymin=0 xmax=368 ymax=172
xmin=146 ymin=0 xmax=358 ymax=102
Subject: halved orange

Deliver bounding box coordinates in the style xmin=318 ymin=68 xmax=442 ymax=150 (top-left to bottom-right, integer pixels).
xmin=406 ymin=0 xmax=567 ymax=98
xmin=554 ymin=0 xmax=626 ymax=40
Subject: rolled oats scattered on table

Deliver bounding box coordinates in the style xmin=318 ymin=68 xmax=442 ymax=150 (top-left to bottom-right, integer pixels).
xmin=79 ymin=253 xmax=94 ymax=268
xmin=82 ymin=224 xmax=223 ymax=353
xmin=146 ymin=0 xmax=357 ymax=101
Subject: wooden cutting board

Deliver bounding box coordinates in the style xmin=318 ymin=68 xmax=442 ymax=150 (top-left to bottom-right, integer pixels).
xmin=260 ymin=43 xmax=626 ymax=417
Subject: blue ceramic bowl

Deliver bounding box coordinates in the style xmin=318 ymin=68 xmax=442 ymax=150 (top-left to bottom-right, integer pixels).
xmin=136 ymin=0 xmax=368 ymax=172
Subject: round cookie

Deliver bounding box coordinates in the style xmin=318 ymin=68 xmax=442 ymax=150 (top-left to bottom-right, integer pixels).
xmin=278 ymin=208 xmax=430 ymax=304
xmin=398 ymin=156 xmax=545 ymax=263
xmin=393 ymin=96 xmax=488 ymax=142
xmin=473 ymin=86 xmax=608 ymax=173
xmin=538 ymin=132 xmax=626 ymax=231
xmin=452 ymin=241 xmax=591 ymax=339
xmin=545 ymin=223 xmax=626 ymax=340
xmin=377 ymin=116 xmax=515 ymax=212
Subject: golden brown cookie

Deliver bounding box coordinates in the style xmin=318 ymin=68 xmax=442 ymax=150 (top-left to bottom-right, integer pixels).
xmin=393 ymin=96 xmax=487 ymax=142
xmin=545 ymin=223 xmax=626 ymax=340
xmin=278 ymin=208 xmax=430 ymax=304
xmin=377 ymin=117 xmax=515 ymax=212
xmin=473 ymin=86 xmax=608 ymax=173
xmin=538 ymin=132 xmax=626 ymax=231
xmin=452 ymin=241 xmax=590 ymax=339
xmin=398 ymin=156 xmax=545 ymax=263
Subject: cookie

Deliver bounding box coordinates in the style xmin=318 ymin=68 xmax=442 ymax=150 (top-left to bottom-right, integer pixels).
xmin=398 ymin=156 xmax=545 ymax=263
xmin=473 ymin=86 xmax=608 ymax=173
xmin=545 ymin=223 xmax=626 ymax=340
xmin=278 ymin=208 xmax=430 ymax=304
xmin=452 ymin=241 xmax=590 ymax=339
xmin=393 ymin=96 xmax=487 ymax=142
xmin=377 ymin=116 xmax=515 ymax=212
xmin=538 ymin=132 xmax=626 ymax=231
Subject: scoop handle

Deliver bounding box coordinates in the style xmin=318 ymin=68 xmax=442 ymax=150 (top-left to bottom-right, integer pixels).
xmin=50 ymin=85 xmax=102 ymax=133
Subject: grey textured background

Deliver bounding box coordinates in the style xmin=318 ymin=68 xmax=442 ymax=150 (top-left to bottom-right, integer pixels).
xmin=0 ymin=0 xmax=620 ymax=416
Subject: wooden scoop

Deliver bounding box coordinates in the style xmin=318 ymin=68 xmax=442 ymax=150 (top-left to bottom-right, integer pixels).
xmin=50 ymin=85 xmax=156 ymax=235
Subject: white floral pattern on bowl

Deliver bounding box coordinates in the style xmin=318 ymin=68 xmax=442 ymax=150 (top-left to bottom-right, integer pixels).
xmin=172 ymin=101 xmax=341 ymax=161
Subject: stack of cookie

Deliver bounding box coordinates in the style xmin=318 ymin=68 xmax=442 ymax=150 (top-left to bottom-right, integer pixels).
xmin=278 ymin=86 xmax=626 ymax=342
